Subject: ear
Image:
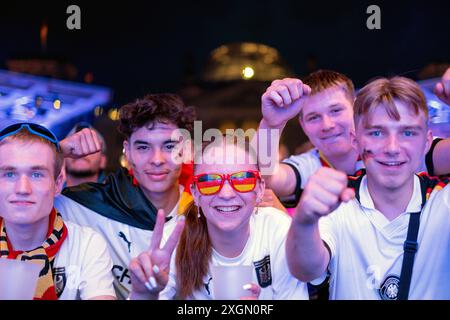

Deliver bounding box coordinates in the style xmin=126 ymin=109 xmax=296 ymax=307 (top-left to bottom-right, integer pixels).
xmin=100 ymin=154 xmax=107 ymax=170
xmin=123 ymin=140 xmax=130 ymax=162
xmin=350 ymin=130 xmax=358 ymax=151
xmin=190 ymin=183 xmax=201 ymax=206
xmin=255 ymin=177 xmax=266 ymax=204
xmin=298 ymin=114 xmax=304 ymax=128
xmin=424 ymin=129 xmax=433 ymax=155
xmin=54 ymin=165 xmax=66 ymax=196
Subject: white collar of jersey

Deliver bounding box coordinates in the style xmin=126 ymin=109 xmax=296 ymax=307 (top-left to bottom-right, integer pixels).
xmin=358 ymin=175 xmax=422 ymax=213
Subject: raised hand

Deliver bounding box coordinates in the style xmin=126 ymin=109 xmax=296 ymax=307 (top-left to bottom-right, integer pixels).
xmin=129 ymin=209 xmax=185 ymax=299
xmin=240 ymin=283 xmax=261 ymax=300
xmin=434 ymin=67 xmax=450 ymax=105
xmin=294 ymin=167 xmax=355 ymax=225
xmin=261 ymin=78 xmax=311 ymax=129
xmin=60 ymin=128 xmax=103 ymax=158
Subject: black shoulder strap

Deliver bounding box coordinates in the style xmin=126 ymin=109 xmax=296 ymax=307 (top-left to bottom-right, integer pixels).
xmin=397 ymin=211 xmax=420 ymax=300
xmin=397 ymin=176 xmax=428 ymax=300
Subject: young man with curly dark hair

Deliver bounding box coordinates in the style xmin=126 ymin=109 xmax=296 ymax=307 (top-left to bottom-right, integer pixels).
xmin=54 ymin=93 xmax=195 ymax=299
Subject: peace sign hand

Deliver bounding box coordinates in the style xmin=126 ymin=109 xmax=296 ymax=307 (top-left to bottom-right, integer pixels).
xmin=129 ymin=209 xmax=185 ymax=300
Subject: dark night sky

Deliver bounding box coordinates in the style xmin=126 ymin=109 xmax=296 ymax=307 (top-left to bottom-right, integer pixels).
xmin=1 ymin=0 xmax=449 ymax=105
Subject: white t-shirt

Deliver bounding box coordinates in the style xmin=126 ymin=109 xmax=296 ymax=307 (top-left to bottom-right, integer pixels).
xmin=318 ymin=175 xmax=450 ymax=300
xmin=54 ymin=194 xmax=182 ymax=300
xmin=56 ymin=221 xmax=116 ymax=300
xmin=159 ymin=207 xmax=309 ymax=300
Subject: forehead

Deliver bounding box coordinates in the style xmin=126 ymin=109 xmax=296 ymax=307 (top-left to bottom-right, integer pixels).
xmin=0 ymin=140 xmax=55 ymax=169
xmin=359 ymin=100 xmax=427 ymax=128
xmin=301 ymin=86 xmax=353 ymax=114
xmin=195 ymin=144 xmax=257 ymax=174
xmin=129 ymin=121 xmax=180 ymax=143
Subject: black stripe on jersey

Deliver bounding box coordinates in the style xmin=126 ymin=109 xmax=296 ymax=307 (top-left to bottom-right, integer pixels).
xmin=425 ymin=138 xmax=443 ymax=176
xmin=280 ymin=162 xmax=302 ymax=208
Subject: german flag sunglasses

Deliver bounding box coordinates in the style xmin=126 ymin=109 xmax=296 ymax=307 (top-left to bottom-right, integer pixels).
xmin=192 ymin=170 xmax=261 ymax=196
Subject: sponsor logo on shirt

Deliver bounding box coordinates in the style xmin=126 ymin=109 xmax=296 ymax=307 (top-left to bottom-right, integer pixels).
xmin=113 ymin=265 xmax=132 ymax=285
xmin=118 ymin=231 xmax=132 ymax=253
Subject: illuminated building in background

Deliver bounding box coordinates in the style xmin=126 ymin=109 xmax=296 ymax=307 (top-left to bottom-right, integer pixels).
xmin=202 ymin=42 xmax=294 ymax=82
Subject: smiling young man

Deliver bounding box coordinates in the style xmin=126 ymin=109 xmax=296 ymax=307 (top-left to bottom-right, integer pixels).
xmin=286 ymin=76 xmax=450 ymax=299
xmin=257 ymin=70 xmax=450 ymax=207
xmin=54 ymin=93 xmax=196 ymax=299
xmin=0 ymin=123 xmax=115 ymax=300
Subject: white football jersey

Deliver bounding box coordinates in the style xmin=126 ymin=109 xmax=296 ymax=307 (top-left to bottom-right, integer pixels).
xmin=54 ymin=195 xmax=181 ymax=300
xmin=159 ymin=207 xmax=309 ymax=300
xmin=318 ymin=175 xmax=450 ymax=300
xmin=55 ymin=221 xmax=116 ymax=300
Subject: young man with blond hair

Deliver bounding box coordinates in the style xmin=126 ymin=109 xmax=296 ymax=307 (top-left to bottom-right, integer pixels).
xmin=286 ymin=76 xmax=450 ymax=299
xmin=0 ymin=123 xmax=115 ymax=300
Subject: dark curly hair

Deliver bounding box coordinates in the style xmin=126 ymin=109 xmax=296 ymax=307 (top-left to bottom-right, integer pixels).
xmin=118 ymin=93 xmax=196 ymax=139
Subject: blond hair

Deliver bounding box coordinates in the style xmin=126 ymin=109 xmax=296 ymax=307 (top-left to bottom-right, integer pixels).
xmin=354 ymin=76 xmax=428 ymax=127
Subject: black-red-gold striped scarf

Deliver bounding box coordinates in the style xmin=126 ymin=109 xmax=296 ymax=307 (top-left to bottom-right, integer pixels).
xmin=0 ymin=208 xmax=68 ymax=300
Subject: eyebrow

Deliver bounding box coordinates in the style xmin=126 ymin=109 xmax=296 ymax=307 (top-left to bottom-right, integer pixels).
xmin=0 ymin=166 xmax=49 ymax=171
xmin=328 ymin=103 xmax=344 ymax=109
xmin=133 ymin=140 xmax=150 ymax=146
xmin=364 ymin=125 xmax=423 ymax=130
xmin=30 ymin=166 xmax=49 ymax=171
xmin=0 ymin=166 xmax=16 ymax=171
xmin=304 ymin=104 xmax=344 ymax=118
xmin=133 ymin=139 xmax=178 ymax=146
xmin=304 ymin=111 xmax=319 ymax=118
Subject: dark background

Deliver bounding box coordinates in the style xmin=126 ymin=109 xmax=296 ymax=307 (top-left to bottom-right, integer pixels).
xmin=1 ymin=0 xmax=449 ymax=102
xmin=1 ymin=0 xmax=449 ymax=170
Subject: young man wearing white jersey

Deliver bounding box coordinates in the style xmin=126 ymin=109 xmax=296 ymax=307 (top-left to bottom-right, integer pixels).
xmin=257 ymin=70 xmax=450 ymax=207
xmin=0 ymin=123 xmax=115 ymax=300
xmin=54 ymin=94 xmax=196 ymax=299
xmin=286 ymin=76 xmax=450 ymax=300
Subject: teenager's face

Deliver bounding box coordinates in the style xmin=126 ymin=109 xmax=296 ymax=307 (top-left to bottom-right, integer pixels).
xmin=355 ymin=100 xmax=432 ymax=191
xmin=191 ymin=144 xmax=264 ymax=235
xmin=0 ymin=141 xmax=63 ymax=225
xmin=300 ymin=86 xmax=355 ymax=158
xmin=124 ymin=121 xmax=183 ymax=199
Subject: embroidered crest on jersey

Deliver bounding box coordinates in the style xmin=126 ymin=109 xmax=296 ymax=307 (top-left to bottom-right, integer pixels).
xmin=253 ymin=255 xmax=272 ymax=288
xmin=379 ymin=275 xmax=400 ymax=300
xmin=53 ymin=267 xmax=67 ymax=298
